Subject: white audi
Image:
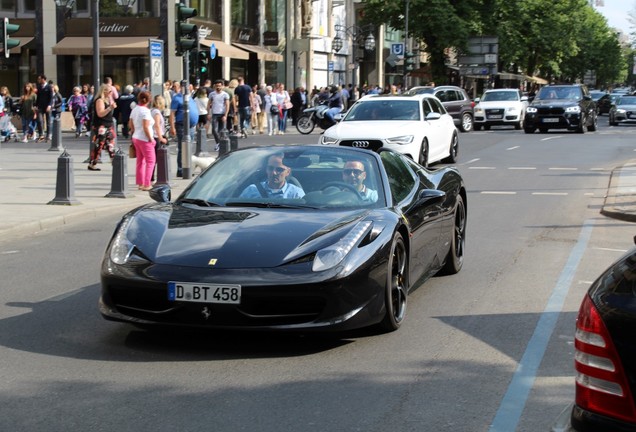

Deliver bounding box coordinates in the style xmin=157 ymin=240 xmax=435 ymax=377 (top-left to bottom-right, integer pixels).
xmin=319 ymin=93 xmax=459 ymax=167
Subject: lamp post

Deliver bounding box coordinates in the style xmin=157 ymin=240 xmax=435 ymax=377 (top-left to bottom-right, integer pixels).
xmin=332 ymin=24 xmax=375 ymax=89
xmin=403 ymin=0 xmax=410 ymax=89
xmin=116 ymin=0 xmax=136 ymax=14
xmin=92 ymin=0 xmax=100 ymax=92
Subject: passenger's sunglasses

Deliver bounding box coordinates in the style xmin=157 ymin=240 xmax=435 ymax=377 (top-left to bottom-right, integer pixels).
xmin=267 ymin=166 xmax=287 ymax=174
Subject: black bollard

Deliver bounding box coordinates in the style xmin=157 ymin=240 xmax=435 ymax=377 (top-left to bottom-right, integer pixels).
xmin=155 ymin=144 xmax=171 ymax=186
xmin=48 ymin=149 xmax=81 ymax=205
xmin=47 ymin=114 xmax=62 ymax=152
xmin=105 ymin=147 xmax=134 ymax=198
xmin=218 ymin=128 xmax=230 ymax=156
xmin=229 ymin=131 xmax=239 ymax=152
xmin=195 ymin=128 xmax=206 ymax=156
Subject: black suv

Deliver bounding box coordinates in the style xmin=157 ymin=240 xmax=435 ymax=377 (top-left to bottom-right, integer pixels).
xmin=523 ymin=84 xmax=597 ymax=133
xmin=405 ymin=85 xmax=474 ymax=132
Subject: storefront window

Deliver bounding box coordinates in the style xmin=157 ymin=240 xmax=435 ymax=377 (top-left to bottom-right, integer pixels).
xmin=191 ymin=0 xmax=221 ymax=24
xmin=231 ymin=0 xmax=258 ymax=29
xmin=0 ymin=0 xmax=14 ymax=12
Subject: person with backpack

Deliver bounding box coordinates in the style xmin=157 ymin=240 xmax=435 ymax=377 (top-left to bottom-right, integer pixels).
xmin=67 ymin=86 xmax=88 ymax=138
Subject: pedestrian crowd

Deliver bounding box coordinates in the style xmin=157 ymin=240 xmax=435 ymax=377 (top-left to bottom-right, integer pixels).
xmin=1 ymin=73 xmax=410 ymax=188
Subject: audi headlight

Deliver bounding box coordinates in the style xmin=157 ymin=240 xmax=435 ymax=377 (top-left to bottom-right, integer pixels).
xmin=474 ymin=107 xmax=484 ymax=114
xmin=616 ymin=108 xmax=626 ymax=114
xmin=506 ymin=107 xmax=520 ymax=114
xmin=565 ymin=106 xmax=581 ymax=113
xmin=313 ymin=221 xmax=372 ymax=272
xmin=320 ymin=135 xmax=339 ymax=145
xmin=526 ymin=107 xmax=537 ymax=113
xmin=386 ymin=135 xmax=414 ymax=145
xmin=110 ymin=216 xmax=136 ymax=265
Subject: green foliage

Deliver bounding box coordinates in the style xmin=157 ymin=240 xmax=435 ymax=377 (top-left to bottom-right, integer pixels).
xmin=362 ymin=0 xmax=631 ymax=87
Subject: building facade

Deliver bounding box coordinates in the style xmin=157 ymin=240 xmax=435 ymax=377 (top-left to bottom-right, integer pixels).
xmin=0 ymin=0 xmax=416 ymax=98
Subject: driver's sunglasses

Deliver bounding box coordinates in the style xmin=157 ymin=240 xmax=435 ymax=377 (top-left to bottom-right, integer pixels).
xmin=344 ymin=168 xmax=364 ymax=176
xmin=267 ymin=166 xmax=287 ymax=174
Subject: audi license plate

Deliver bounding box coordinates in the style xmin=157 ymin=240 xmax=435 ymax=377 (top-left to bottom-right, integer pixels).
xmin=168 ymin=282 xmax=241 ymax=304
xmin=489 ymin=115 xmax=503 ymax=119
xmin=542 ymin=118 xmax=559 ymax=123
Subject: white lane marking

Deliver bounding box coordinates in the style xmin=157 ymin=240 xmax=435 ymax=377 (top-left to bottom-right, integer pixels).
xmin=509 ymin=167 xmax=536 ymax=170
xmin=469 ymin=166 xmax=496 ymax=170
xmin=507 ymin=146 xmax=520 ymax=150
xmin=463 ymin=158 xmax=481 ymax=165
xmin=549 ymin=167 xmax=577 ymax=171
xmin=481 ymin=191 xmax=517 ymax=195
xmin=593 ymin=247 xmax=629 ymax=253
xmin=532 ymin=192 xmax=568 ymax=196
xmin=541 ymin=136 xmax=563 ymax=141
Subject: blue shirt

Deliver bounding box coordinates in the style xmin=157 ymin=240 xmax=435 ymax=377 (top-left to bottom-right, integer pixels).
xmin=171 ymin=93 xmax=199 ymax=127
xmin=240 ymin=181 xmax=305 ymax=199
xmin=360 ymin=187 xmax=378 ymax=203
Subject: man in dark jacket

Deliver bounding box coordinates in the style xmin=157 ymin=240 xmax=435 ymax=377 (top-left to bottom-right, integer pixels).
xmin=34 ymin=74 xmax=54 ymax=143
xmin=116 ymin=85 xmax=136 ymax=138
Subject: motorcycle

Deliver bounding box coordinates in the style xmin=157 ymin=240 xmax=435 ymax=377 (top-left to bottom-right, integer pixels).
xmin=296 ymin=103 xmax=342 ymax=134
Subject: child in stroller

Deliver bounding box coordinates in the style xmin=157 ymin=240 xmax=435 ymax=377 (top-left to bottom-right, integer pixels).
xmin=0 ymin=113 xmax=18 ymax=142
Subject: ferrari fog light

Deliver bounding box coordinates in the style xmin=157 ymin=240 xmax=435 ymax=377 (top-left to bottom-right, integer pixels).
xmin=110 ymin=216 xmax=136 ymax=265
xmin=313 ymin=221 xmax=373 ymax=272
xmin=386 ymin=135 xmax=414 ymax=145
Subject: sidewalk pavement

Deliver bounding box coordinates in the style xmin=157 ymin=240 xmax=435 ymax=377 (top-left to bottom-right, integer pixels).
xmin=1 ymin=132 xmax=635 ymax=242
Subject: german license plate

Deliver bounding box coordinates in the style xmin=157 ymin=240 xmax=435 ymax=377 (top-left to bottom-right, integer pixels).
xmin=542 ymin=118 xmax=559 ymax=123
xmin=489 ymin=115 xmax=503 ymax=119
xmin=168 ymin=282 xmax=241 ymax=304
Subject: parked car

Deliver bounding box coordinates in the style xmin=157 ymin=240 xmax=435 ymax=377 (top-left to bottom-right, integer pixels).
xmin=590 ymin=91 xmax=612 ymax=115
xmin=99 ymin=145 xmax=467 ymax=333
xmin=523 ymin=84 xmax=597 ymax=133
xmin=609 ymin=95 xmax=636 ymax=126
xmin=404 ymin=85 xmax=474 ymax=132
xmin=320 ymin=93 xmax=459 ymax=167
xmin=551 ymin=237 xmax=636 ymax=431
xmin=472 ymin=88 xmax=529 ymax=130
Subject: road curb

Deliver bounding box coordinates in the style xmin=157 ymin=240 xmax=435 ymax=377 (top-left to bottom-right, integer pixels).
xmin=601 ymin=162 xmax=636 ymax=223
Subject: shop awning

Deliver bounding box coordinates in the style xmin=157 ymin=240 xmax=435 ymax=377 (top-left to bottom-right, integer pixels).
xmin=10 ymin=37 xmax=34 ymax=54
xmin=199 ymin=39 xmax=249 ymax=60
xmin=529 ymin=76 xmax=549 ymax=85
xmin=51 ymin=37 xmax=154 ymax=55
xmin=232 ymin=42 xmax=283 ymax=62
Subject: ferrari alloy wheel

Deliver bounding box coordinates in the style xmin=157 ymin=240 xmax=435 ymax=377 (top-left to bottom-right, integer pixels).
xmin=379 ymin=232 xmax=408 ymax=332
xmin=440 ymin=195 xmax=466 ymax=275
xmin=419 ymin=138 xmax=429 ymax=168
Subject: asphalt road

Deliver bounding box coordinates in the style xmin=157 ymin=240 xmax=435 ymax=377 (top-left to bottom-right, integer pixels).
xmin=1 ymin=123 xmax=636 ymax=431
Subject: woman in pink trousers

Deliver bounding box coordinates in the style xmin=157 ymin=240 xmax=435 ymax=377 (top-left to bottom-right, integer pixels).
xmin=128 ymin=91 xmax=156 ymax=191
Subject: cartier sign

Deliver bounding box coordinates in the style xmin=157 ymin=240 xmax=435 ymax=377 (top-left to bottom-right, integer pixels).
xmin=64 ymin=18 xmax=160 ymax=37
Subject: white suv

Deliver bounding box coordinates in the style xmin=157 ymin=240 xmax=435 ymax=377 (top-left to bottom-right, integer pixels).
xmin=473 ymin=88 xmax=528 ymax=130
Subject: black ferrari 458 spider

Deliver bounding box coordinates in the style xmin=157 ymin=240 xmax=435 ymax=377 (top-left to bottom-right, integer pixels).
xmin=99 ymin=145 xmax=466 ymax=332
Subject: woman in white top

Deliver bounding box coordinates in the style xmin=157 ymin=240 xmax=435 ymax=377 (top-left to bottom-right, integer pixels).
xmin=264 ymin=85 xmax=278 ymax=136
xmin=150 ymin=95 xmax=168 ymax=183
xmin=274 ymin=83 xmax=291 ymax=134
xmin=194 ymin=87 xmax=209 ymax=130
xmin=129 ymin=91 xmax=156 ymax=191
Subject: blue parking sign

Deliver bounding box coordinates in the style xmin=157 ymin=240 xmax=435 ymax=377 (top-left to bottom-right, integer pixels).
xmin=391 ymin=43 xmax=404 ymax=57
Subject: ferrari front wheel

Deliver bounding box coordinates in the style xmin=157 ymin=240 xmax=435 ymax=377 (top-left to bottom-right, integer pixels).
xmin=379 ymin=232 xmax=408 ymax=332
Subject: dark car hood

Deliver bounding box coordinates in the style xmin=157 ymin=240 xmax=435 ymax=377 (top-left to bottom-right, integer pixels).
xmin=531 ymin=99 xmax=580 ymax=108
xmin=125 ymin=203 xmax=371 ymax=268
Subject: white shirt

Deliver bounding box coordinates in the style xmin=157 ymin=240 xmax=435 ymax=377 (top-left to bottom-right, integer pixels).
xmin=210 ymin=91 xmax=230 ymax=115
xmin=130 ymin=105 xmax=155 ymax=142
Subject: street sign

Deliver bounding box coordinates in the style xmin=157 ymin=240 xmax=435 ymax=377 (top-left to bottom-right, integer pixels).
xmin=391 ymin=43 xmax=404 ymax=58
xmin=148 ymin=39 xmax=164 ymax=98
xmin=210 ymin=43 xmax=217 ymax=60
xmin=328 ymin=61 xmax=334 ymax=71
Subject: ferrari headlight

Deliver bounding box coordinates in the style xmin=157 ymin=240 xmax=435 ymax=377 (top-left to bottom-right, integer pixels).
xmin=386 ymin=135 xmax=414 ymax=145
xmin=313 ymin=221 xmax=372 ymax=272
xmin=526 ymin=107 xmax=537 ymax=113
xmin=110 ymin=216 xmax=135 ymax=265
xmin=565 ymin=106 xmax=581 ymax=113
xmin=320 ymin=135 xmax=339 ymax=145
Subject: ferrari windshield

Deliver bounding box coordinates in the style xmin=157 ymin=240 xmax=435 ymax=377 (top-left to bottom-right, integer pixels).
xmin=182 ymin=146 xmax=386 ymax=209
xmin=343 ymin=99 xmax=421 ymax=121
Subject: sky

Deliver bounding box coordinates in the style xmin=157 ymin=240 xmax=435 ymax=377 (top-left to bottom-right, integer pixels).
xmin=595 ymin=0 xmax=634 ymax=34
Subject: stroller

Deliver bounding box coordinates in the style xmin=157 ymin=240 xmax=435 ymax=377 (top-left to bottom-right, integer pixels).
xmin=0 ymin=113 xmax=18 ymax=142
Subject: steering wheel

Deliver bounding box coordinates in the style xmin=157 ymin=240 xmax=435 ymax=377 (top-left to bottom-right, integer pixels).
xmin=320 ymin=181 xmax=363 ymax=200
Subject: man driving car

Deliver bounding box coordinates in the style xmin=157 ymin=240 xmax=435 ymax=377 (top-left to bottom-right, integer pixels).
xmin=342 ymin=160 xmax=378 ymax=203
xmin=240 ymin=153 xmax=305 ymax=199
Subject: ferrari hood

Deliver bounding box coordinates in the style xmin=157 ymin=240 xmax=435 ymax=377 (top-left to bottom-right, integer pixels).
xmin=124 ymin=204 xmax=369 ymax=268
xmin=326 ymin=120 xmax=419 ymax=139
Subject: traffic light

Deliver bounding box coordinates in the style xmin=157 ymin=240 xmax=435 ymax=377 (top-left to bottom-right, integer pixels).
xmin=405 ymin=51 xmax=416 ymax=72
xmin=1 ymin=17 xmax=20 ymax=59
xmin=175 ymin=3 xmax=198 ymax=56
xmin=198 ymin=50 xmax=208 ymax=75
